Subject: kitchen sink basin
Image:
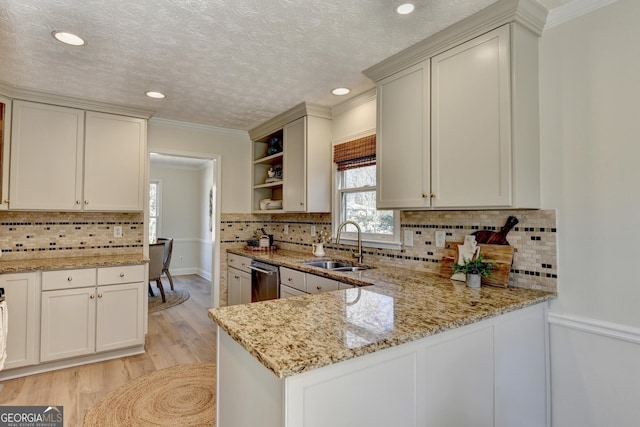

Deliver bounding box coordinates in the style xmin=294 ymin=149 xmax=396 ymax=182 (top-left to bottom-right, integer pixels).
xmin=303 ymin=260 xmax=370 ymax=271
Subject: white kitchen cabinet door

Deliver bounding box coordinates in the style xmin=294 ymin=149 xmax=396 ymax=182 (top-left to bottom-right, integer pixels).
xmin=0 ymin=96 xmax=11 ymax=210
xmin=40 ymin=287 xmax=96 ymax=362
xmin=96 ymin=282 xmax=144 ymax=352
xmin=9 ymin=101 xmax=84 ymax=210
xmin=283 ymin=117 xmax=306 ymax=212
xmin=280 ymin=267 xmax=306 ymax=292
xmin=305 ymin=274 xmax=339 ymax=295
xmin=376 ymin=59 xmax=431 ymax=209
xmin=227 ymin=268 xmax=251 ymax=306
xmin=84 ymin=112 xmax=146 ymax=211
xmin=0 ymin=272 xmax=39 ymax=370
xmin=431 ymin=25 xmax=511 ymax=208
xmin=280 ymin=284 xmax=307 ymax=299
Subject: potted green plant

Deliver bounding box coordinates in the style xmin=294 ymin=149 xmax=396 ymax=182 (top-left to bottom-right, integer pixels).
xmin=452 ymin=253 xmax=497 ymax=288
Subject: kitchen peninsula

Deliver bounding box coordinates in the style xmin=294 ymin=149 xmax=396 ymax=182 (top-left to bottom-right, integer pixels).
xmin=209 ymin=249 xmax=555 ymax=427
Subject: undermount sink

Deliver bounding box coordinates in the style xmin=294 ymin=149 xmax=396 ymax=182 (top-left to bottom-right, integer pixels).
xmin=303 ymin=260 xmax=370 ymax=271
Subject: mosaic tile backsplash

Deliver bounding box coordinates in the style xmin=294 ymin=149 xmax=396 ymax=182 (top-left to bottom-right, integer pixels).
xmin=0 ymin=211 xmax=144 ymax=260
xmin=220 ymin=209 xmax=557 ymax=305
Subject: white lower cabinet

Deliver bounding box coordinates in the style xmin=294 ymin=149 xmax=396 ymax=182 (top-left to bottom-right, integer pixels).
xmin=217 ymin=303 xmax=548 ymax=427
xmin=0 ymin=272 xmax=39 ymax=370
xmin=40 ymin=265 xmax=144 ymax=362
xmin=280 ymin=284 xmax=307 ymax=299
xmin=227 ymin=254 xmax=251 ymax=306
xmin=227 ymin=269 xmax=251 ymax=306
xmin=279 ymin=267 xmax=344 ymax=298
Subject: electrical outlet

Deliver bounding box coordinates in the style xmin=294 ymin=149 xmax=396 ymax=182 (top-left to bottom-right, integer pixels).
xmin=114 ymin=226 xmax=123 ymax=238
xmin=311 ymin=225 xmax=316 ymax=236
xmin=404 ymin=230 xmax=414 ymax=247
xmin=284 ymin=224 xmax=289 ymax=234
xmin=435 ymin=230 xmax=446 ymax=248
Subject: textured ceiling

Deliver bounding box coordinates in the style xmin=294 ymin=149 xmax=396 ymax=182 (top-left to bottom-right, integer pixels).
xmin=0 ymin=0 xmax=570 ymax=131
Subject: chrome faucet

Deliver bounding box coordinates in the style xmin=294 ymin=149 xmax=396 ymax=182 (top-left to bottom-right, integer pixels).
xmin=336 ymin=220 xmax=363 ymax=264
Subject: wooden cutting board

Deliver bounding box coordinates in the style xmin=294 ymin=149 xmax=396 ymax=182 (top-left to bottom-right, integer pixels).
xmin=440 ymin=241 xmax=515 ymax=287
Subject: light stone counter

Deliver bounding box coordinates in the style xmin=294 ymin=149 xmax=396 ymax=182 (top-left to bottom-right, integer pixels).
xmin=209 ymin=248 xmax=556 ymax=379
xmin=0 ymin=253 xmax=148 ymax=273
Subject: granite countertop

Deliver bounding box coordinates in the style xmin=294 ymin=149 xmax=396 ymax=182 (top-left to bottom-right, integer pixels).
xmin=0 ymin=253 xmax=148 ymax=273
xmin=209 ymin=248 xmax=556 ymax=379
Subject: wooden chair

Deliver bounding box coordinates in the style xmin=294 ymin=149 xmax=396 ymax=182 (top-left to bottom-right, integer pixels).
xmin=156 ymin=237 xmax=174 ymax=291
xmin=149 ymin=242 xmax=166 ymax=302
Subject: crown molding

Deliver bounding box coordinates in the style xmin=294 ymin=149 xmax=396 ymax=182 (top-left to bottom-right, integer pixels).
xmin=248 ymin=102 xmax=332 ymax=141
xmin=364 ymin=0 xmax=547 ymax=82
xmin=0 ymin=80 xmax=154 ymax=119
xmin=545 ymin=0 xmax=620 ymax=29
xmin=149 ymin=117 xmax=249 ymax=137
xmin=331 ymin=88 xmax=376 ymax=117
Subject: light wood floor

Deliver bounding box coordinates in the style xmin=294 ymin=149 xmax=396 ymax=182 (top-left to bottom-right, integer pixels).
xmin=0 ymin=275 xmax=217 ymax=427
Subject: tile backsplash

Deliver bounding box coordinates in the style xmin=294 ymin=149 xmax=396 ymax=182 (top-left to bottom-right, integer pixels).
xmin=0 ymin=211 xmax=144 ymax=260
xmin=220 ymin=209 xmax=557 ymax=303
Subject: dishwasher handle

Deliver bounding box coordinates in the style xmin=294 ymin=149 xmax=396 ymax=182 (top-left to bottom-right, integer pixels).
xmin=248 ymin=265 xmax=275 ymax=275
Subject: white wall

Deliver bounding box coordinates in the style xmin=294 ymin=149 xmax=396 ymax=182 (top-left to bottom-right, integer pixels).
xmin=148 ymin=119 xmax=251 ymax=213
xmin=199 ymin=160 xmax=215 ymax=280
xmin=540 ymin=0 xmax=640 ymax=425
xmin=150 ymin=165 xmax=202 ymax=275
xmin=331 ymin=89 xmax=377 ymax=141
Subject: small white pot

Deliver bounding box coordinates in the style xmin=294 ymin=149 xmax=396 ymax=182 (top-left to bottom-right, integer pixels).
xmin=466 ymin=274 xmax=482 ymax=288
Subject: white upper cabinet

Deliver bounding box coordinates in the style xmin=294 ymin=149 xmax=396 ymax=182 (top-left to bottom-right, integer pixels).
xmin=250 ymin=103 xmax=332 ymax=213
xmin=8 ymin=100 xmax=146 ymax=211
xmin=377 ymin=59 xmax=431 ymax=209
xmin=366 ymin=0 xmax=545 ymax=210
xmin=0 ymin=96 xmax=12 ymax=210
xmin=431 ymin=25 xmax=512 ymax=208
xmin=84 ymin=112 xmax=146 ymax=211
xmin=10 ymin=101 xmax=85 ymax=210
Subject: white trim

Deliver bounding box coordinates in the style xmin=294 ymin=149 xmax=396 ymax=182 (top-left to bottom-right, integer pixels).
xmin=331 ymin=88 xmax=377 ymax=117
xmin=332 ymin=128 xmax=376 ymax=146
xmin=548 ymin=312 xmax=640 ymax=345
xmin=545 ymin=0 xmax=620 ymax=29
xmin=149 ymin=117 xmax=248 ymax=137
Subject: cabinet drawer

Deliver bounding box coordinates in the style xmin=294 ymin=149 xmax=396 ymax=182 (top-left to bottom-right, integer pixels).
xmin=280 ymin=267 xmax=306 ymax=292
xmin=227 ymin=253 xmax=251 ymax=273
xmin=42 ymin=268 xmax=96 ymax=291
xmin=306 ymin=274 xmax=339 ymax=294
xmin=98 ymin=264 xmax=145 ymax=285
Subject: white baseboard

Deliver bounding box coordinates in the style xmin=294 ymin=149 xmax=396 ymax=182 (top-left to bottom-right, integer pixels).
xmin=548 ymin=312 xmax=640 ymax=345
xmin=169 ymin=267 xmax=199 ymax=276
xmin=198 ymin=268 xmax=212 ymax=281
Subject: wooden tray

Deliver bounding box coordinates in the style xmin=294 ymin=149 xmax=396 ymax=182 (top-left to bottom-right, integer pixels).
xmin=244 ymin=245 xmax=277 ymax=252
xmin=440 ymin=241 xmax=514 ymax=287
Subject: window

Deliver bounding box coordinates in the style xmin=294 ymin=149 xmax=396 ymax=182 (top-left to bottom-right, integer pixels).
xmin=333 ymin=134 xmax=400 ymax=249
xmin=149 ymin=180 xmax=161 ymax=243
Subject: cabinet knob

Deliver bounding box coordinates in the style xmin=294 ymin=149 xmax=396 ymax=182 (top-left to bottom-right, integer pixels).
xmin=3 ymin=199 xmax=8 ymax=204
xmin=67 ymin=276 xmax=73 ymax=282
xmin=90 ymin=294 xmax=95 ymax=299
xmin=316 ymin=286 xmax=322 ymax=291
xmin=234 ymin=275 xmax=240 ymax=279
xmin=76 ymin=200 xmax=81 ymax=205
xmin=84 ymin=200 xmax=89 ymax=205
xmin=288 ymin=278 xmax=292 ymax=282
xmin=430 ymin=193 xmax=436 ymax=198
xmin=120 ymin=272 xmax=125 ymax=278
xmin=300 ymin=202 xmax=304 ymax=206
xmin=98 ymin=293 xmax=103 ymax=298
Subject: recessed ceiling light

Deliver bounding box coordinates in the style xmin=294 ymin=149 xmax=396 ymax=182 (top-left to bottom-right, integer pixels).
xmin=396 ymin=3 xmax=415 ymax=15
xmin=331 ymin=87 xmax=350 ymax=96
xmin=145 ymin=91 xmax=166 ymax=99
xmin=52 ymin=31 xmax=85 ymax=46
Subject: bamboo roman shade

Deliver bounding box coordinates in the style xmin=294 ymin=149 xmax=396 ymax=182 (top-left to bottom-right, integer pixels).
xmin=333 ymin=134 xmax=376 ymax=171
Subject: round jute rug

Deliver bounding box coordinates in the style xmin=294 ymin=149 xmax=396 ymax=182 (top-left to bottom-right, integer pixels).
xmin=83 ymin=363 xmax=216 ymax=427
xmin=148 ymin=288 xmax=190 ymax=313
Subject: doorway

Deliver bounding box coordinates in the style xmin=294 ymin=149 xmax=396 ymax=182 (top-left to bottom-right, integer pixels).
xmin=148 ymin=151 xmax=221 ymax=308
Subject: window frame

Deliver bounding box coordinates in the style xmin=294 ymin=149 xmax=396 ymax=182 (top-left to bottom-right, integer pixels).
xmin=149 ymin=179 xmax=162 ymax=243
xmin=332 ymin=134 xmax=401 ymax=251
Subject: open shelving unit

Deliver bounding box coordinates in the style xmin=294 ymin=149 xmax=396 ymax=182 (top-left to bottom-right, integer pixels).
xmin=252 ymin=129 xmax=284 ymax=213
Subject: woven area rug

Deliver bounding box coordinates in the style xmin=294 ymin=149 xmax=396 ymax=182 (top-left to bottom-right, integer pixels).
xmin=148 ymin=288 xmax=190 ymax=313
xmin=83 ymin=363 xmax=216 ymax=426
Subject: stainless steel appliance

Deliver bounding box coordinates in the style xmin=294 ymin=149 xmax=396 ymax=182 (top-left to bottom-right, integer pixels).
xmin=248 ymin=261 xmax=279 ymax=302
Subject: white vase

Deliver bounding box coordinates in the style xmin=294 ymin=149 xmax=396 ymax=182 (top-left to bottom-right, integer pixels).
xmin=466 ymin=274 xmax=481 ymax=288
xmin=312 ymin=243 xmax=325 ymax=257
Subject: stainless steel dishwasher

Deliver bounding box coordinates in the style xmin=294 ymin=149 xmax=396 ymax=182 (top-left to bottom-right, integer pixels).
xmin=248 ymin=261 xmax=279 ymax=302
